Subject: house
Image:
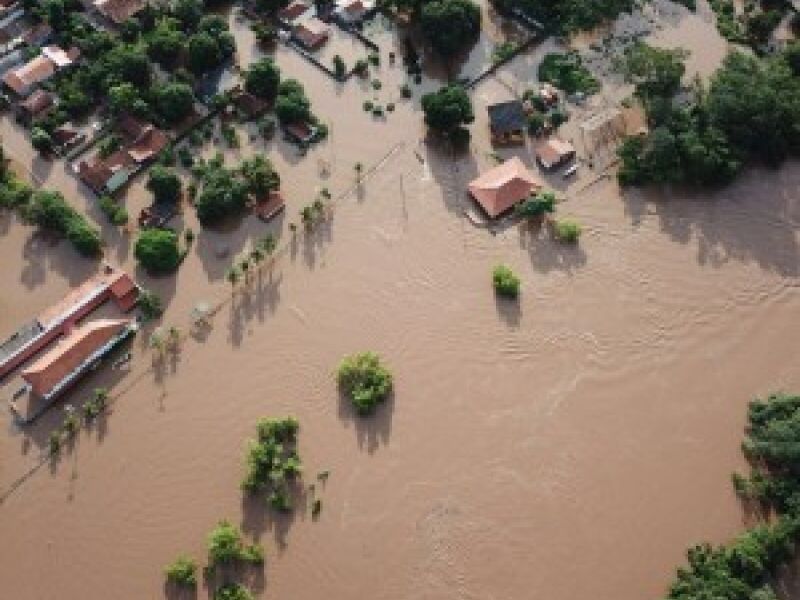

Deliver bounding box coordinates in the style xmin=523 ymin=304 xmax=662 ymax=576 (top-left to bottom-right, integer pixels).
xmin=20 ymin=23 xmax=52 ymax=47
xmin=467 ymin=157 xmax=542 ymax=218
xmin=231 ymin=88 xmax=269 ymax=120
xmin=51 ymin=125 xmax=85 ymax=154
xmin=11 ymin=318 xmax=136 ymax=423
xmin=0 ymin=264 xmax=138 ymax=381
xmin=334 ymin=0 xmax=375 ymax=23
xmin=78 ymin=116 xmax=168 ymax=194
xmin=536 ymin=137 xmax=576 ymax=170
xmin=487 ymin=100 xmax=526 ymax=145
xmin=277 ymin=0 xmax=311 ymax=25
xmin=1 ymin=45 xmax=78 ymax=97
xmin=284 ymin=121 xmax=318 ymax=144
xmin=293 ymin=18 xmax=329 ymax=50
xmin=17 ymin=88 xmax=54 ymax=122
xmin=255 ymin=190 xmax=285 ymax=222
xmin=93 ymin=0 xmax=147 ymax=25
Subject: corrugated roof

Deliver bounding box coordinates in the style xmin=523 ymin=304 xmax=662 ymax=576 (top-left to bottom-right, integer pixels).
xmin=468 ymin=157 xmax=542 ymax=218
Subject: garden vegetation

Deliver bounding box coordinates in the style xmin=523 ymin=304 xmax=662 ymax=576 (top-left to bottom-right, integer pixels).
xmin=242 ymin=417 xmax=302 ymax=512
xmin=492 ymin=265 xmax=520 ymax=299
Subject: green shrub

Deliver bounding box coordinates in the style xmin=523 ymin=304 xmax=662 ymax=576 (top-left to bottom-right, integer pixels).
xmin=242 ymin=417 xmax=301 ymax=511
xmin=538 ymin=52 xmax=599 ymax=95
xmin=337 ymin=352 xmax=393 ymax=415
xmin=492 ymin=265 xmax=520 ymax=299
xmin=99 ymin=195 xmax=129 ymax=226
xmin=207 ymin=521 xmax=263 ymax=567
xmin=134 ymin=229 xmax=181 ymax=274
xmin=165 ymin=556 xmax=196 ymax=587
xmin=24 ymin=190 xmax=102 ymax=257
xmin=214 ymin=584 xmax=254 ymax=600
xmin=363 ymin=100 xmax=374 ymax=112
xmin=514 ymin=191 xmax=556 ymax=219
xmin=553 ymin=219 xmax=582 ymax=243
xmin=137 ymin=288 xmax=163 ymax=320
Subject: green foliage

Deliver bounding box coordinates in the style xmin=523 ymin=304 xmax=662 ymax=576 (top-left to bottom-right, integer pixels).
xmin=99 ymin=195 xmax=129 ymax=226
xmin=137 ymin=288 xmax=163 ymax=320
xmin=333 ymin=55 xmax=346 ymax=78
xmin=420 ymin=0 xmax=481 ymax=57
xmin=245 ymin=58 xmax=281 ymax=101
xmin=165 ymin=556 xmax=196 ymax=587
xmin=195 ymin=166 xmax=249 ymax=225
xmin=618 ymin=50 xmax=800 ymax=187
xmin=24 ymin=190 xmax=101 ymax=256
xmin=48 ymin=430 xmax=61 ymax=454
xmin=621 ymin=43 xmax=687 ymax=104
xmin=538 ymin=52 xmax=599 ymax=96
xmin=146 ymin=18 xmax=186 ymax=67
xmin=421 ymin=85 xmax=474 ymax=135
xmin=147 ymin=166 xmax=182 ymax=204
xmin=109 ymin=82 xmax=148 ymax=117
xmin=214 ymin=584 xmax=254 ymax=600
xmin=207 ymin=521 xmax=263 ymax=567
xmin=492 ymin=41 xmax=519 ymax=64
xmin=134 ymin=228 xmax=181 ymax=273
xmin=337 ymin=352 xmax=393 ymax=416
xmin=240 ymin=155 xmax=280 ymax=198
xmin=666 ymin=393 xmax=800 ymax=600
xmin=502 ymin=0 xmax=638 ymax=33
xmin=514 ymin=191 xmax=556 ymax=218
xmin=31 ymin=127 xmax=53 ymax=154
xmin=275 ymin=78 xmax=312 ymax=125
xmin=242 ymin=417 xmax=301 ymax=512
xmin=154 ymin=82 xmax=195 ymax=125
xmin=492 ymin=264 xmax=520 ymax=299
xmin=552 ymin=218 xmax=582 ymax=243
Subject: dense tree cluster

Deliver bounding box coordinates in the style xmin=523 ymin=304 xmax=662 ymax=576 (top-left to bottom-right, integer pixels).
xmin=421 ymin=84 xmax=474 ymax=140
xmin=666 ymin=393 xmax=800 ymax=600
xmin=537 ymin=52 xmax=599 ymax=95
xmin=244 ymin=58 xmax=281 ymax=101
xmin=420 ymin=0 xmax=481 ymax=58
xmin=337 ymin=352 xmax=393 ymax=415
xmin=494 ymin=0 xmax=638 ymax=33
xmin=618 ymin=47 xmax=800 ymax=187
xmin=134 ymin=228 xmax=182 ymax=273
xmin=242 ymin=417 xmax=302 ymax=511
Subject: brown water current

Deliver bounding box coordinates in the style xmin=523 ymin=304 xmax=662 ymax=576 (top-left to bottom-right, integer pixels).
xmin=0 ymin=4 xmax=799 ymax=599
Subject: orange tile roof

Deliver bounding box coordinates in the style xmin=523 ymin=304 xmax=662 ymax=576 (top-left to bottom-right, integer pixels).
xmin=2 ymin=54 xmax=55 ymax=95
xmin=468 ymin=157 xmax=542 ymax=218
xmin=22 ymin=318 xmax=131 ymax=398
xmin=535 ymin=137 xmax=575 ymax=169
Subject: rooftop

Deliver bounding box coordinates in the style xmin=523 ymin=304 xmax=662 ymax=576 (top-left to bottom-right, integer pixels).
xmin=488 ymin=100 xmax=527 ymax=135
xmin=468 ymin=157 xmax=542 ymax=218
xmin=93 ymin=0 xmax=147 ymax=24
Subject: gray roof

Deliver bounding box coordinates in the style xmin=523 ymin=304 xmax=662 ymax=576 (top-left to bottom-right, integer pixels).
xmin=488 ymin=100 xmax=526 ymax=134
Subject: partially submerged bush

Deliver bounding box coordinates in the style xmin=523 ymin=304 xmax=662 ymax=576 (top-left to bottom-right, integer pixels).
xmin=214 ymin=584 xmax=254 ymax=600
xmin=207 ymin=521 xmax=263 ymax=567
xmin=165 ymin=556 xmax=196 ymax=587
xmin=137 ymin=288 xmax=163 ymax=320
xmin=242 ymin=417 xmax=301 ymax=512
xmin=99 ymin=195 xmax=129 ymax=226
xmin=492 ymin=265 xmax=520 ymax=299
xmin=134 ymin=228 xmax=182 ymax=274
xmin=553 ymin=219 xmax=582 ymax=243
xmin=337 ymin=352 xmax=392 ymax=415
xmin=514 ymin=191 xmax=556 ymax=219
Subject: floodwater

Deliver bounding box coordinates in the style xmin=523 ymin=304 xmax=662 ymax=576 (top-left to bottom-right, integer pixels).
xmin=0 ymin=3 xmax=799 ymax=600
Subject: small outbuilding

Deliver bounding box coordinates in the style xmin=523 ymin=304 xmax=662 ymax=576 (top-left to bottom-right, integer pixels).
xmin=536 ymin=137 xmax=575 ymax=170
xmin=468 ymin=156 xmax=542 ymax=218
xmin=294 ymin=18 xmax=329 ymax=50
xmin=487 ymin=100 xmax=526 ymax=145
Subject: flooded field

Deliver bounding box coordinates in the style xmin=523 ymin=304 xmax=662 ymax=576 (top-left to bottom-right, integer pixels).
xmin=0 ymin=2 xmax=798 ymax=600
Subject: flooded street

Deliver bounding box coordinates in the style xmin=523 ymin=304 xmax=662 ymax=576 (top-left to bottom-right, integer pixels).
xmin=0 ymin=2 xmax=799 ymax=599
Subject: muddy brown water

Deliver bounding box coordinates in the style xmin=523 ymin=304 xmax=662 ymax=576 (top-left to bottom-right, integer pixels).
xmin=0 ymin=4 xmax=799 ymax=600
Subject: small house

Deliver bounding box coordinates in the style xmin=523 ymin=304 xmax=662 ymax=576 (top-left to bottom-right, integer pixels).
xmin=284 ymin=121 xmax=318 ymax=144
xmin=17 ymin=88 xmax=54 ymax=122
xmin=277 ymin=0 xmax=311 ymax=25
xmin=2 ymin=45 xmax=78 ymax=97
xmin=468 ymin=156 xmax=542 ymax=218
xmin=536 ymin=137 xmax=575 ymax=170
xmin=334 ymin=0 xmax=375 ymax=23
xmin=487 ymin=100 xmax=526 ymax=145
xmin=293 ymin=18 xmax=329 ymax=50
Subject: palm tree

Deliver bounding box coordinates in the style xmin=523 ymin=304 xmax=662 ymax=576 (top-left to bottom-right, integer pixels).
xmin=354 ymin=162 xmax=363 ymax=182
xmin=239 ymin=257 xmax=251 ymax=283
xmin=167 ymin=326 xmax=181 ymax=352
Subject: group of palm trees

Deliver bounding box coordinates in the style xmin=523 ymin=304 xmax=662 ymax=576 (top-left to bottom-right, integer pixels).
xmin=225 ymin=233 xmax=278 ymax=289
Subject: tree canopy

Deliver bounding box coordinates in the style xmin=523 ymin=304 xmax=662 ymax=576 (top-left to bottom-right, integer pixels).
xmin=147 ymin=166 xmax=182 ymax=205
xmin=195 ymin=167 xmax=249 ymax=225
xmin=134 ymin=228 xmax=181 ymax=273
xmin=154 ymin=81 xmax=195 ymax=124
xmin=421 ymin=84 xmax=474 ymax=135
xmin=420 ymin=0 xmax=481 ymax=57
xmin=244 ymin=58 xmax=281 ymax=101
xmin=240 ymin=155 xmax=280 ymax=198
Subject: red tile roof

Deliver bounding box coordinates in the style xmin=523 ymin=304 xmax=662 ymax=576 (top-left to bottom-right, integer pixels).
xmin=93 ymin=0 xmax=146 ymax=24
xmin=22 ymin=318 xmax=131 ymax=398
xmin=468 ymin=157 xmax=542 ymax=218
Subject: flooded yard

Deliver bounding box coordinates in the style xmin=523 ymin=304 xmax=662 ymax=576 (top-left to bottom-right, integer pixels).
xmin=0 ymin=2 xmax=798 ymax=600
